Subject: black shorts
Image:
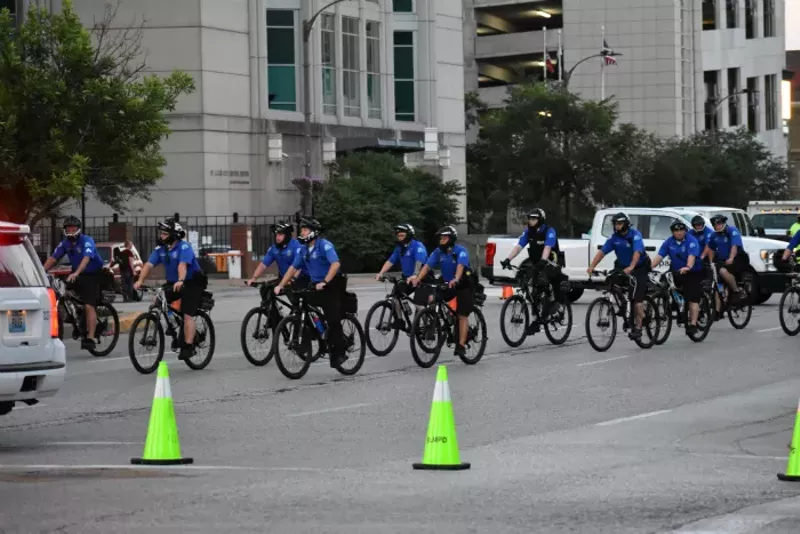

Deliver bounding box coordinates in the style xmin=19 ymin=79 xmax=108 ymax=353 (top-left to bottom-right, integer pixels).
xmin=74 ymin=272 xmax=101 ymax=307
xmin=716 ymin=255 xmax=747 ymax=277
xmin=440 ymin=282 xmax=475 ymax=317
xmin=164 ymin=279 xmax=203 ymax=317
xmin=675 ymin=270 xmax=703 ymax=303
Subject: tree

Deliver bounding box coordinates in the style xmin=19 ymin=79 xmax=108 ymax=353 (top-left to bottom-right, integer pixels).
xmin=314 ymin=152 xmax=462 ymax=272
xmin=0 ymin=1 xmax=195 ymax=224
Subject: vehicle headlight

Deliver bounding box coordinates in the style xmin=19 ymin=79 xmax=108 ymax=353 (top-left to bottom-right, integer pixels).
xmin=760 ymin=249 xmax=776 ymax=270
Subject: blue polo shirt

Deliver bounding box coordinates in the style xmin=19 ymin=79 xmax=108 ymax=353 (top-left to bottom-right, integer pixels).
xmin=787 ymin=230 xmax=800 ymax=251
xmin=690 ymin=227 xmax=713 ymax=250
xmin=517 ymin=225 xmax=557 ymax=248
xmin=707 ymin=226 xmax=744 ymax=261
xmin=262 ymin=238 xmax=302 ymax=278
xmin=658 ymin=235 xmax=703 ymax=272
xmin=426 ymin=244 xmax=470 ymax=283
xmin=292 ymin=238 xmax=339 ymax=283
xmin=148 ymin=240 xmax=201 ymax=283
xmin=387 ymin=239 xmax=428 ymax=277
xmin=600 ymin=228 xmax=648 ymax=268
xmin=52 ymin=235 xmax=104 ymax=274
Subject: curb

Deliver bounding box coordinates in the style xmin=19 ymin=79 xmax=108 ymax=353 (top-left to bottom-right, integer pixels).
xmin=119 ymin=312 xmax=142 ymax=334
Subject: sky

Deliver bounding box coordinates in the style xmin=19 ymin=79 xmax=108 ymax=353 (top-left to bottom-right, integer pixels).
xmin=789 ymin=0 xmax=800 ymax=50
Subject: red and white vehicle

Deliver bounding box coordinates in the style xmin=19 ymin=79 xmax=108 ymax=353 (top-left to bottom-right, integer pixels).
xmin=0 ymin=222 xmax=66 ymax=416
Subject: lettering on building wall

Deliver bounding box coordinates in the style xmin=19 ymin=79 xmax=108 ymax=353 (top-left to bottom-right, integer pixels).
xmin=210 ymin=169 xmax=251 ymax=177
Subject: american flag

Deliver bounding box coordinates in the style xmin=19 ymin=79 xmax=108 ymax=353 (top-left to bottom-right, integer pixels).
xmin=545 ymin=54 xmax=555 ymax=73
xmin=601 ymin=39 xmax=617 ymax=65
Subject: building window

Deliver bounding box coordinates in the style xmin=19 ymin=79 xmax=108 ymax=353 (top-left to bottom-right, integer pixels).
xmin=342 ymin=17 xmax=360 ymax=117
xmin=394 ymin=31 xmax=415 ymax=122
xmin=393 ymin=0 xmax=413 ymax=13
xmin=267 ymin=10 xmax=296 ymax=111
xmin=702 ymin=0 xmax=716 ymax=30
xmin=725 ymin=0 xmax=737 ymax=28
xmin=728 ymin=68 xmax=740 ymax=126
xmin=366 ymin=21 xmax=381 ymax=119
xmin=321 ymin=14 xmax=336 ymax=116
xmin=765 ymin=74 xmax=777 ymax=130
xmin=704 ymin=70 xmax=719 ymax=130
xmin=747 ymin=76 xmax=759 ymax=132
xmin=745 ymin=0 xmax=756 ymax=39
xmin=763 ymin=0 xmax=775 ymax=37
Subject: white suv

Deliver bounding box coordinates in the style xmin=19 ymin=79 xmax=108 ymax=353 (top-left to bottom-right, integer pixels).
xmin=0 ymin=222 xmax=65 ymax=416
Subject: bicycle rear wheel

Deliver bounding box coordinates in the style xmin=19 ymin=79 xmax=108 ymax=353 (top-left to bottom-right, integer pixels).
xmin=334 ymin=314 xmax=366 ymax=375
xmin=633 ymin=296 xmax=660 ymax=349
xmin=687 ymin=294 xmax=713 ymax=342
xmin=128 ymin=312 xmax=165 ymax=374
xmin=458 ymin=307 xmax=487 ymax=365
xmin=184 ymin=310 xmax=215 ymax=370
xmin=274 ymin=315 xmax=313 ymax=379
xmin=543 ymin=299 xmax=572 ymax=346
xmin=410 ymin=308 xmax=443 ymax=368
xmin=88 ymin=304 xmax=120 ymax=357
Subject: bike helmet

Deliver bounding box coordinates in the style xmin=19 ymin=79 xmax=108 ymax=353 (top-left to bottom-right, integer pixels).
xmin=156 ymin=218 xmax=185 ymax=246
xmin=297 ymin=217 xmax=322 ymax=244
xmin=527 ymin=208 xmax=546 ymax=227
xmin=272 ymin=221 xmax=293 ymax=248
xmin=690 ymin=215 xmax=706 ymax=229
xmin=394 ymin=223 xmax=415 ymax=244
xmin=436 ymin=225 xmax=458 ymax=251
xmin=709 ymin=214 xmax=727 ymax=229
xmin=62 ymin=215 xmax=82 ymax=243
xmin=611 ymin=212 xmax=631 ymax=234
xmin=669 ymin=220 xmax=687 ymax=232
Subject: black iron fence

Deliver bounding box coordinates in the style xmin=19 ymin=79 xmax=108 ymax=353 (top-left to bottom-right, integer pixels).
xmin=31 ymin=215 xmax=294 ymax=268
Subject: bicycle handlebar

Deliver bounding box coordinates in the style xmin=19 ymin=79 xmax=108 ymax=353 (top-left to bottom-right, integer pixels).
xmin=507 ymin=259 xmax=560 ymax=271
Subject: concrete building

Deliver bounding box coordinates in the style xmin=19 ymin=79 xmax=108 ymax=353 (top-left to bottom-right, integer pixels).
xmin=787 ymin=50 xmax=800 ymax=196
xmin=10 ymin=0 xmax=466 ymax=222
xmin=464 ymin=0 xmax=788 ymax=158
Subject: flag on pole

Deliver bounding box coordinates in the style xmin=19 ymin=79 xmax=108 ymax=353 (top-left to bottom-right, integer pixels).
xmin=601 ymin=38 xmax=618 ymax=65
xmin=542 ymin=26 xmax=548 ymax=80
xmin=545 ymin=55 xmax=555 ymax=74
xmin=557 ymin=29 xmax=563 ymax=81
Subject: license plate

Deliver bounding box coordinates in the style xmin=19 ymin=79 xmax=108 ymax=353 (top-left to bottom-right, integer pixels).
xmin=8 ymin=310 xmax=25 ymax=333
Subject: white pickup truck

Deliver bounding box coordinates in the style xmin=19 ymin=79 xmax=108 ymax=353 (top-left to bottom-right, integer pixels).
xmin=481 ymin=206 xmax=788 ymax=305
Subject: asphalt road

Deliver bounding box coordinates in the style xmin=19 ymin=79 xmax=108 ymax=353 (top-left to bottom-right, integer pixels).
xmin=3 ymin=282 xmax=800 ymax=533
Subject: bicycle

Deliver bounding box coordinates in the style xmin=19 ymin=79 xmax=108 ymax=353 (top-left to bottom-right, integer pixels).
xmin=584 ymin=269 xmax=661 ymax=352
xmin=364 ymin=275 xmax=424 ymax=356
xmin=49 ymin=275 xmax=120 ymax=357
xmin=272 ymin=286 xmax=365 ymax=379
xmin=499 ymin=262 xmax=573 ymax=347
xmin=409 ymin=281 xmax=488 ymax=368
xmin=705 ymin=262 xmax=752 ymax=329
xmin=778 ymin=261 xmax=800 ymax=335
xmin=127 ymin=284 xmax=216 ymax=374
xmin=240 ymin=280 xmax=298 ymax=366
xmin=647 ymin=271 xmax=713 ymax=344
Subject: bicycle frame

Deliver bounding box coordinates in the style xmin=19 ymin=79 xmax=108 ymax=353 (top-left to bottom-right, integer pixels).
xmin=378 ymin=275 xmax=417 ymax=329
xmin=594 ymin=270 xmax=638 ymax=329
xmin=509 ymin=261 xmax=559 ymax=314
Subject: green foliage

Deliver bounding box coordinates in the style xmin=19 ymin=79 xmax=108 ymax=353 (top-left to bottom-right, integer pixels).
xmin=314 ymin=152 xmax=463 ymax=272
xmin=0 ymin=1 xmax=195 ymax=223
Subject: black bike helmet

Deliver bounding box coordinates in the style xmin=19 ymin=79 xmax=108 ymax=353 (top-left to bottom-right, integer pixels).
xmin=670 ymin=220 xmax=688 ymax=232
xmin=394 ymin=223 xmax=415 ymax=244
xmin=62 ymin=215 xmax=82 ymax=243
xmin=272 ymin=221 xmax=293 ymax=248
xmin=611 ymin=212 xmax=630 ymax=234
xmin=156 ymin=218 xmax=185 ymax=245
xmin=297 ymin=217 xmax=322 ymax=244
xmin=436 ymin=225 xmax=458 ymax=251
xmin=527 ymin=208 xmax=546 ymax=226
xmin=709 ymin=214 xmax=728 ymax=229
xmin=690 ymin=215 xmax=706 ymax=228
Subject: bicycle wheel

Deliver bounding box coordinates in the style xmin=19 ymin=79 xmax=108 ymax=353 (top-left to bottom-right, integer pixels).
xmin=459 ymin=307 xmax=487 ymax=365
xmin=334 ymin=314 xmax=366 ymax=375
xmin=585 ymin=297 xmax=617 ymax=352
xmin=727 ymin=297 xmax=752 ymax=330
xmin=274 ymin=315 xmax=313 ymax=379
xmin=128 ymin=312 xmax=165 ymax=374
xmin=364 ymin=300 xmax=400 ymax=356
xmin=184 ymin=310 xmax=216 ymax=370
xmin=543 ymin=299 xmax=572 ymax=346
xmin=780 ymin=287 xmax=800 ymax=336
xmin=653 ymin=295 xmax=672 ymax=346
xmin=499 ymin=294 xmax=529 ymax=347
xmin=687 ymin=294 xmax=713 ymax=343
xmin=633 ymin=296 xmax=660 ymax=349
xmin=410 ymin=308 xmax=443 ymax=368
xmin=241 ymin=307 xmax=275 ymax=366
xmin=88 ymin=304 xmax=120 ymax=357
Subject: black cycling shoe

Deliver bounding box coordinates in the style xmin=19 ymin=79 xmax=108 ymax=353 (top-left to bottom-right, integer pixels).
xmin=526 ymin=322 xmax=541 ymax=335
xmin=685 ymin=324 xmax=698 ymax=336
xmin=454 ymin=344 xmax=466 ymax=357
xmin=628 ymin=328 xmax=642 ymax=340
xmin=81 ymin=338 xmax=96 ymax=351
xmin=330 ymin=353 xmax=349 ymax=368
xmin=178 ymin=344 xmax=194 ymax=361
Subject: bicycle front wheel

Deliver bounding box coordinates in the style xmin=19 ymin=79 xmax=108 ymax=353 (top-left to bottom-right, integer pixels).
xmin=499 ymin=294 xmax=529 ymax=347
xmin=410 ymin=308 xmax=443 ymax=368
xmin=128 ymin=312 xmax=165 ymax=374
xmin=274 ymin=315 xmax=313 ymax=379
xmin=653 ymin=295 xmax=672 ymax=346
xmin=585 ymin=297 xmax=617 ymax=352
xmin=184 ymin=310 xmax=215 ymax=370
xmin=88 ymin=304 xmax=120 ymax=357
xmin=779 ymin=287 xmax=800 ymax=336
xmin=334 ymin=314 xmax=366 ymax=376
xmin=241 ymin=307 xmax=275 ymax=366
xmin=364 ymin=300 xmax=400 ymax=356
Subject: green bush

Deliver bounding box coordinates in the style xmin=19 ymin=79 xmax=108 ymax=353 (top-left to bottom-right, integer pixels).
xmin=314 ymin=152 xmax=462 ymax=273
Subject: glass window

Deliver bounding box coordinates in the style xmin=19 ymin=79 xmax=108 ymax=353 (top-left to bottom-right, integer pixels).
xmin=751 ymin=213 xmax=798 ymax=229
xmin=648 ymin=215 xmax=676 ymax=241
xmin=342 ymin=16 xmax=360 ymax=117
xmin=393 ymin=0 xmax=413 ymax=13
xmin=0 ymin=236 xmax=47 ymax=288
xmin=267 ymin=9 xmax=296 ymax=111
xmin=745 ymin=0 xmax=756 ymax=39
xmin=728 ymin=68 xmax=739 ymax=126
xmin=321 ymin=14 xmax=336 ymax=116
xmin=747 ymin=76 xmax=758 ymax=132
xmin=702 ymin=0 xmax=716 ymax=30
xmin=366 ymin=21 xmax=381 ymax=119
xmin=726 ymin=0 xmax=737 ymax=28
xmin=763 ymin=0 xmax=775 ymax=37
xmin=600 ymin=214 xmax=644 ymax=238
xmin=393 ymin=31 xmax=415 ymax=122
xmin=765 ymin=73 xmax=777 ymax=130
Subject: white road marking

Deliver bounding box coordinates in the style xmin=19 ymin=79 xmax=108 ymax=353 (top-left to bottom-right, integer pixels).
xmin=15 ymin=403 xmax=47 ymax=410
xmin=0 ymin=464 xmax=322 ymax=472
xmin=286 ymin=403 xmax=372 ymax=418
xmin=758 ymin=327 xmax=782 ymax=333
xmin=577 ymin=355 xmax=631 ymax=367
xmin=595 ymin=409 xmax=672 ymax=427
xmin=45 ymin=441 xmax=140 ymax=446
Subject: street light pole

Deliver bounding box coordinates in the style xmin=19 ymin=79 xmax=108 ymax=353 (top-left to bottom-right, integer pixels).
xmin=708 ymin=88 xmax=755 ymax=130
xmin=302 ymin=0 xmax=350 ymax=216
xmin=561 ymin=51 xmax=621 ymax=91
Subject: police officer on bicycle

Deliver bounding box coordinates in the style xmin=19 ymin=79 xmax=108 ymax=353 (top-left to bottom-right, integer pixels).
xmin=135 ymin=219 xmax=207 ymax=361
xmin=42 ymin=216 xmax=106 ymax=351
xmin=274 ymin=218 xmax=348 ymax=368
xmin=409 ymin=225 xmax=475 ymax=358
xmin=375 ymin=223 xmax=428 ymax=287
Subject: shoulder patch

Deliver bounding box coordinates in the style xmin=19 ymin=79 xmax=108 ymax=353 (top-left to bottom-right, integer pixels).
xmin=324 ymin=243 xmax=332 ymax=251
xmin=633 ymin=235 xmax=642 ymax=241
xmin=459 ymin=251 xmax=467 ymax=258
xmin=181 ymin=243 xmax=188 ymax=250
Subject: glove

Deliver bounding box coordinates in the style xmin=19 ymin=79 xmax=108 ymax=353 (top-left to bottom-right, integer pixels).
xmin=500 ymin=258 xmax=511 ymax=270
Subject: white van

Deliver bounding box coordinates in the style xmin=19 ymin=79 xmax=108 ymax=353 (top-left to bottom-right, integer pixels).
xmin=0 ymin=222 xmax=66 ymax=416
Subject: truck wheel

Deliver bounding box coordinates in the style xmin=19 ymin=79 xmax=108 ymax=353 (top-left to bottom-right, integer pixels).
xmin=568 ymin=288 xmax=584 ymax=303
xmin=753 ymin=291 xmax=772 ymax=305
